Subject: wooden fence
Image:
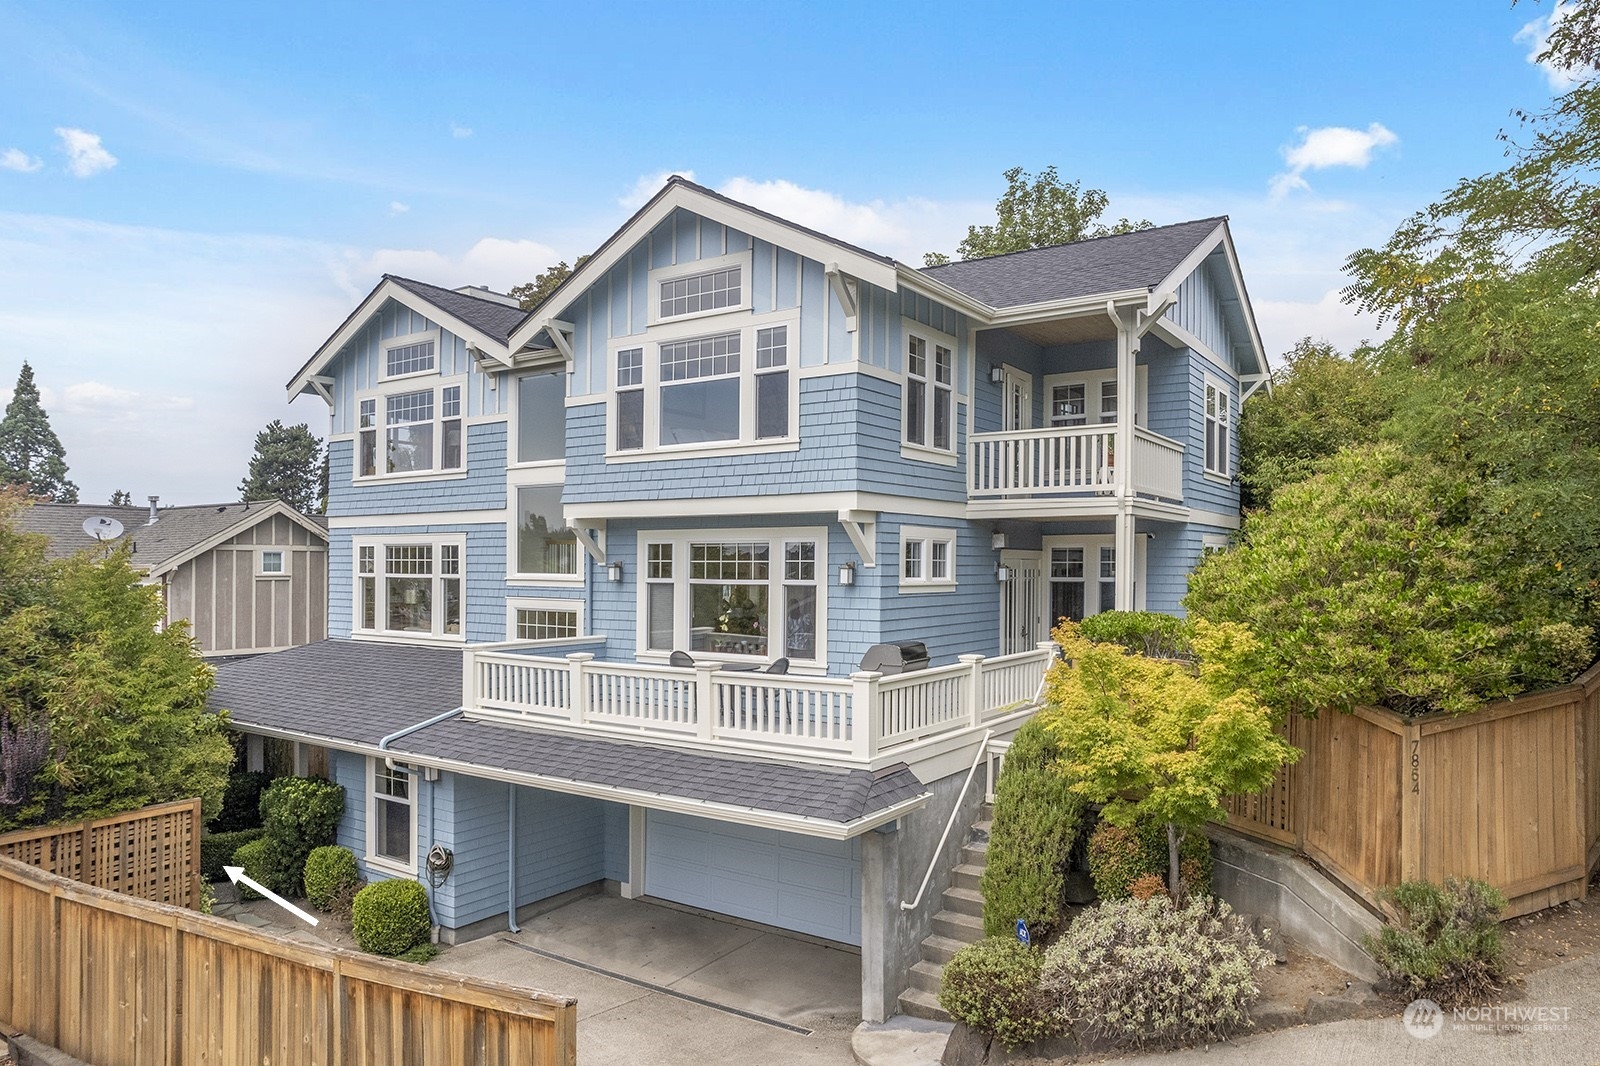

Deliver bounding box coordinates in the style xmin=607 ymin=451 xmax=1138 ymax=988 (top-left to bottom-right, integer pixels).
xmin=1222 ymin=663 xmax=1600 ymax=919
xmin=0 ymin=798 xmax=201 ymax=909
xmin=0 ymin=853 xmax=577 ymax=1066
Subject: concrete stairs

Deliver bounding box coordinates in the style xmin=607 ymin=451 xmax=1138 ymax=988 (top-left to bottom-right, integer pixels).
xmin=897 ymin=804 xmax=992 ymax=1022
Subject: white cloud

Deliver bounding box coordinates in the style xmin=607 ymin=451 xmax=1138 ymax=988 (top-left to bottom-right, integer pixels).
xmin=450 ymin=122 xmax=473 ymax=139
xmin=1516 ymin=3 xmax=1590 ymax=91
xmin=1 ymin=148 xmax=43 ymax=173
xmin=1271 ymin=123 xmax=1398 ymax=198
xmin=54 ymin=127 xmax=117 ymax=178
xmin=389 ymin=201 xmax=410 ymax=216
xmin=343 ymin=235 xmax=560 ymax=294
xmin=53 ymin=381 xmax=195 ymax=422
xmin=619 ymin=170 xmax=695 ymax=210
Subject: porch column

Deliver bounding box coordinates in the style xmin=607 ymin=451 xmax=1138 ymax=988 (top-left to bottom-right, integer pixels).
xmin=1111 ymin=305 xmax=1139 ymax=612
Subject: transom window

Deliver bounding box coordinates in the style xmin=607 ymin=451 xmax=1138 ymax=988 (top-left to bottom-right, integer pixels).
xmin=354 ymin=538 xmax=463 ymax=640
xmin=660 ymin=266 xmax=741 ymax=320
xmin=904 ymin=329 xmax=954 ymax=453
xmin=514 ymin=606 xmax=579 ymax=640
xmin=385 ymin=339 xmax=435 ymax=377
xmin=1205 ymin=378 xmax=1232 ymax=476
xmin=514 ymin=486 xmax=579 ymax=578
xmin=369 ymin=760 xmax=414 ymax=870
xmin=640 ymin=531 xmax=823 ymax=663
xmin=358 ymin=382 xmax=463 ymax=478
xmin=900 ymin=526 xmax=958 ymax=591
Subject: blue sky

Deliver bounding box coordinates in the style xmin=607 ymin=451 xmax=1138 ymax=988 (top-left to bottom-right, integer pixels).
xmin=0 ymin=0 xmax=1570 ymax=503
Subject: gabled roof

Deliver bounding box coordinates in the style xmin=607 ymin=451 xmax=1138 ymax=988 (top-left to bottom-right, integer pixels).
xmin=287 ymin=276 xmax=528 ymax=400
xmin=14 ymin=499 xmax=326 ymax=575
xmin=918 ymin=218 xmax=1227 ymax=308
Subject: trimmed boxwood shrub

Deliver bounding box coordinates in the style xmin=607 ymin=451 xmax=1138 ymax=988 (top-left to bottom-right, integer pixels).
xmin=230 ymin=835 xmax=280 ymax=902
xmin=201 ymin=828 xmax=266 ymax=883
xmin=352 ymin=879 xmax=432 ymax=957
xmin=257 ymin=776 xmax=344 ymax=896
xmin=1087 ymin=820 xmax=1212 ymax=901
xmin=980 ymin=718 xmax=1087 ymax=940
xmin=1039 ymin=895 xmax=1271 ymax=1048
xmin=1364 ymin=877 xmax=1507 ymax=1007
xmin=303 ymin=845 xmax=361 ymax=912
xmin=937 ymin=937 xmax=1060 ymax=1050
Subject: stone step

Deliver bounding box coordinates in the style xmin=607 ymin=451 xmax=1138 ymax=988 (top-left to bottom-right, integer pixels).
xmin=896 ymin=986 xmax=950 ymax=1023
xmin=907 ymin=959 xmax=945 ymax=995
xmin=950 ymin=863 xmax=985 ymax=892
xmin=931 ymin=909 xmax=985 ymax=943
xmin=959 ymin=841 xmax=988 ymax=867
xmin=941 ymin=885 xmax=984 ymax=918
xmin=919 ymin=934 xmax=970 ymax=966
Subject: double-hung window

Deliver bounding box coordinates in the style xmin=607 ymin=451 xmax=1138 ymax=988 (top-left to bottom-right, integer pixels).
xmin=1204 ymin=378 xmax=1231 ymax=477
xmin=368 ymin=759 xmax=415 ymax=871
xmin=353 ymin=537 xmax=464 ymax=640
xmin=900 ymin=527 xmax=957 ymax=592
xmin=639 ymin=530 xmax=825 ymax=664
xmin=660 ymin=332 xmax=741 ymax=445
xmin=903 ymin=327 xmax=954 ymax=455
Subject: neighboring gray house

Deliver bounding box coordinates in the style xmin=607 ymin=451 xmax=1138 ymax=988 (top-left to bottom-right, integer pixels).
xmin=17 ymin=498 xmax=328 ymax=657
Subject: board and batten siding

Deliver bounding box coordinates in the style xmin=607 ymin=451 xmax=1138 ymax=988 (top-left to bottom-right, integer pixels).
xmin=1165 ymin=256 xmax=1240 ymax=364
xmin=164 ymin=513 xmax=326 ymax=656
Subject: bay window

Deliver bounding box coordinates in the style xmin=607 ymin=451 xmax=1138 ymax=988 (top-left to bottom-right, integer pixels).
xmin=353 ymin=537 xmax=464 ymax=640
xmin=638 ymin=529 xmax=825 ymax=664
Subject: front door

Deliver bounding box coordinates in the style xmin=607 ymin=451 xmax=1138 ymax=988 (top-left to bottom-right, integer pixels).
xmin=1001 ymin=367 xmax=1032 ymax=432
xmin=1000 ymin=550 xmax=1044 ymax=655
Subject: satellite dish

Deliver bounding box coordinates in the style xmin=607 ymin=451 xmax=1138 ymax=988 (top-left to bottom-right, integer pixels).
xmin=83 ymin=516 xmax=124 ymax=542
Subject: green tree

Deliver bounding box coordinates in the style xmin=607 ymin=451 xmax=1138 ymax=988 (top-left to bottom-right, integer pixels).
xmin=1237 ymin=338 xmax=1392 ymax=509
xmin=924 ymin=166 xmax=1152 ymax=267
xmin=511 ymin=255 xmax=591 ymax=312
xmin=1041 ymin=620 xmax=1299 ymax=898
xmin=0 ymin=363 xmax=78 ymax=503
xmin=108 ymin=490 xmax=132 ymax=506
xmin=239 ymin=421 xmax=324 ymax=513
xmin=1186 ymin=444 xmax=1593 ymax=718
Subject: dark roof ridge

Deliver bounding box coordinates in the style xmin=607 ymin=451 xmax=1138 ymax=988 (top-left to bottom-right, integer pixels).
xmin=384 ymin=273 xmax=527 ymax=309
xmin=919 ymin=215 xmax=1228 ymax=274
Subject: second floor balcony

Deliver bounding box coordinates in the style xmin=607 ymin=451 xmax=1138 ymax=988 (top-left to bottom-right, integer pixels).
xmin=967 ymin=424 xmax=1186 ymax=510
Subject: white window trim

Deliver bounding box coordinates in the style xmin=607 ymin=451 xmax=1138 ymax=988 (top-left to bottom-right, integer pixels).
xmin=633 ymin=526 xmax=829 ymax=671
xmin=899 ymin=525 xmax=959 ymax=594
xmin=509 ymin=366 xmax=569 ymax=470
xmin=256 ymin=548 xmax=289 ymax=579
xmin=508 ymin=483 xmax=583 ymax=586
xmin=354 ymin=373 xmax=468 ymax=483
xmin=1203 ymin=374 xmax=1232 ymax=481
xmin=1042 ymin=366 xmax=1149 ymax=427
xmin=900 ymin=319 xmax=959 ymax=464
xmin=1040 ymin=535 xmax=1147 ymax=618
xmin=365 ymin=757 xmax=418 ymax=876
xmin=351 ymin=532 xmax=468 ymax=644
xmin=606 ymin=309 xmax=801 ymax=462
xmin=647 ymin=249 xmax=754 ymax=327
xmin=378 ymin=328 xmax=442 ymax=383
xmin=506 ymin=597 xmax=585 ymax=642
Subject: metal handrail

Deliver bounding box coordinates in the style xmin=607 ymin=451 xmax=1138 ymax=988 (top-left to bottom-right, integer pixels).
xmin=899 ymin=729 xmax=994 ymax=912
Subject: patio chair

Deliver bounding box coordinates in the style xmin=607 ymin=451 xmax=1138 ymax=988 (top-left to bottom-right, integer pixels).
xmin=764 ymin=658 xmax=790 ymax=675
xmin=669 ymin=650 xmax=695 ymax=668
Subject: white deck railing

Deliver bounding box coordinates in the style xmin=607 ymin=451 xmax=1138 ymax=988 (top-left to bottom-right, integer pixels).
xmin=462 ymin=643 xmax=1057 ymax=765
xmin=968 ymin=425 xmax=1185 ymax=502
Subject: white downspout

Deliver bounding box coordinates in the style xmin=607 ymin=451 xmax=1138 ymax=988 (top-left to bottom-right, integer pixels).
xmin=507 ymin=782 xmax=520 ymax=933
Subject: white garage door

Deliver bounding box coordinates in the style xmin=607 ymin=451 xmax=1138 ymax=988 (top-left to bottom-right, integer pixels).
xmin=645 ymin=812 xmax=862 ymax=945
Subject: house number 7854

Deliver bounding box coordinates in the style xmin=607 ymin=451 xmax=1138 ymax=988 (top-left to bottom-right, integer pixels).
xmin=1410 ymin=739 xmax=1420 ymax=795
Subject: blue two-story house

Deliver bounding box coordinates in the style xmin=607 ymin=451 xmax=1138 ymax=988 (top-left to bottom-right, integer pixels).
xmin=212 ymin=176 xmax=1267 ymax=1023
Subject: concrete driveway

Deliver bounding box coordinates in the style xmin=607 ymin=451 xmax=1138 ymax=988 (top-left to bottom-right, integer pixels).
xmin=434 ymin=894 xmax=861 ymax=1066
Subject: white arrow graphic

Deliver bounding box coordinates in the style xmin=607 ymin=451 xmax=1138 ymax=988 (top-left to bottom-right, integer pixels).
xmin=223 ymin=865 xmax=319 ymax=927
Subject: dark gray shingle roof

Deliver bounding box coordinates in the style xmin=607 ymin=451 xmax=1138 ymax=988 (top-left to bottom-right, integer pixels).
xmin=918 ymin=217 xmax=1225 ymax=308
xmin=213 ymin=639 xmax=926 ymax=824
xmin=385 ymin=276 xmax=529 ymax=343
xmin=15 ymin=501 xmax=320 ymax=567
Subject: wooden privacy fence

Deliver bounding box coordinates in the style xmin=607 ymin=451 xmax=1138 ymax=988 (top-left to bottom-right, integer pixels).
xmin=0 ymin=798 xmax=200 ymax=909
xmin=0 ymin=854 xmax=577 ymax=1066
xmin=1222 ymin=662 xmax=1600 ymax=919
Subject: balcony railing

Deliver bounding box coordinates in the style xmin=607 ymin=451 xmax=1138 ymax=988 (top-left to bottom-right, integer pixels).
xmin=968 ymin=425 xmax=1185 ymax=503
xmin=462 ymin=643 xmax=1058 ymax=767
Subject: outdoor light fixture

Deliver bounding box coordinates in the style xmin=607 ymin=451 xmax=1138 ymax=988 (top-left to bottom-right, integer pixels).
xmin=991 ymin=532 xmax=1007 ymax=550
xmin=996 ymin=565 xmax=1013 ymax=583
xmin=989 ymin=365 xmax=1004 ymax=385
xmin=838 ymin=562 xmax=856 ymax=587
xmin=607 ymin=561 xmax=624 ymax=583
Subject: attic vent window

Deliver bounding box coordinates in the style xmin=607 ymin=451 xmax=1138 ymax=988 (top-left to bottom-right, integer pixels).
xmin=386 ymin=339 xmax=436 ymax=377
xmin=659 ymin=266 xmax=740 ymax=320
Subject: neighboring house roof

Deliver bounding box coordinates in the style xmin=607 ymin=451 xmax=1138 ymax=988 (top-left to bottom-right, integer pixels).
xmin=14 ymin=499 xmax=326 ymax=575
xmin=212 ymin=640 xmax=926 ymax=832
xmin=917 ymin=218 xmax=1227 ymax=308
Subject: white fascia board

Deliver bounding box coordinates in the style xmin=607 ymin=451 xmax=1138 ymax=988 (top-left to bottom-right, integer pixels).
xmin=508 ymin=182 xmax=901 ymax=354
xmin=982 ymin=287 xmax=1153 ymax=330
xmin=287 ymin=278 xmax=512 ymax=400
xmin=224 ymin=720 xmax=927 ymax=840
xmin=566 ymin=490 xmax=969 ymax=523
xmin=1152 ymin=221 xmax=1268 ymax=378
xmin=144 ymin=501 xmax=328 ymax=578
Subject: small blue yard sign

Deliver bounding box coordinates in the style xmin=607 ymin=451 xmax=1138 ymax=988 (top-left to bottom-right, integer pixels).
xmin=1015 ymin=919 xmax=1030 ymax=945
